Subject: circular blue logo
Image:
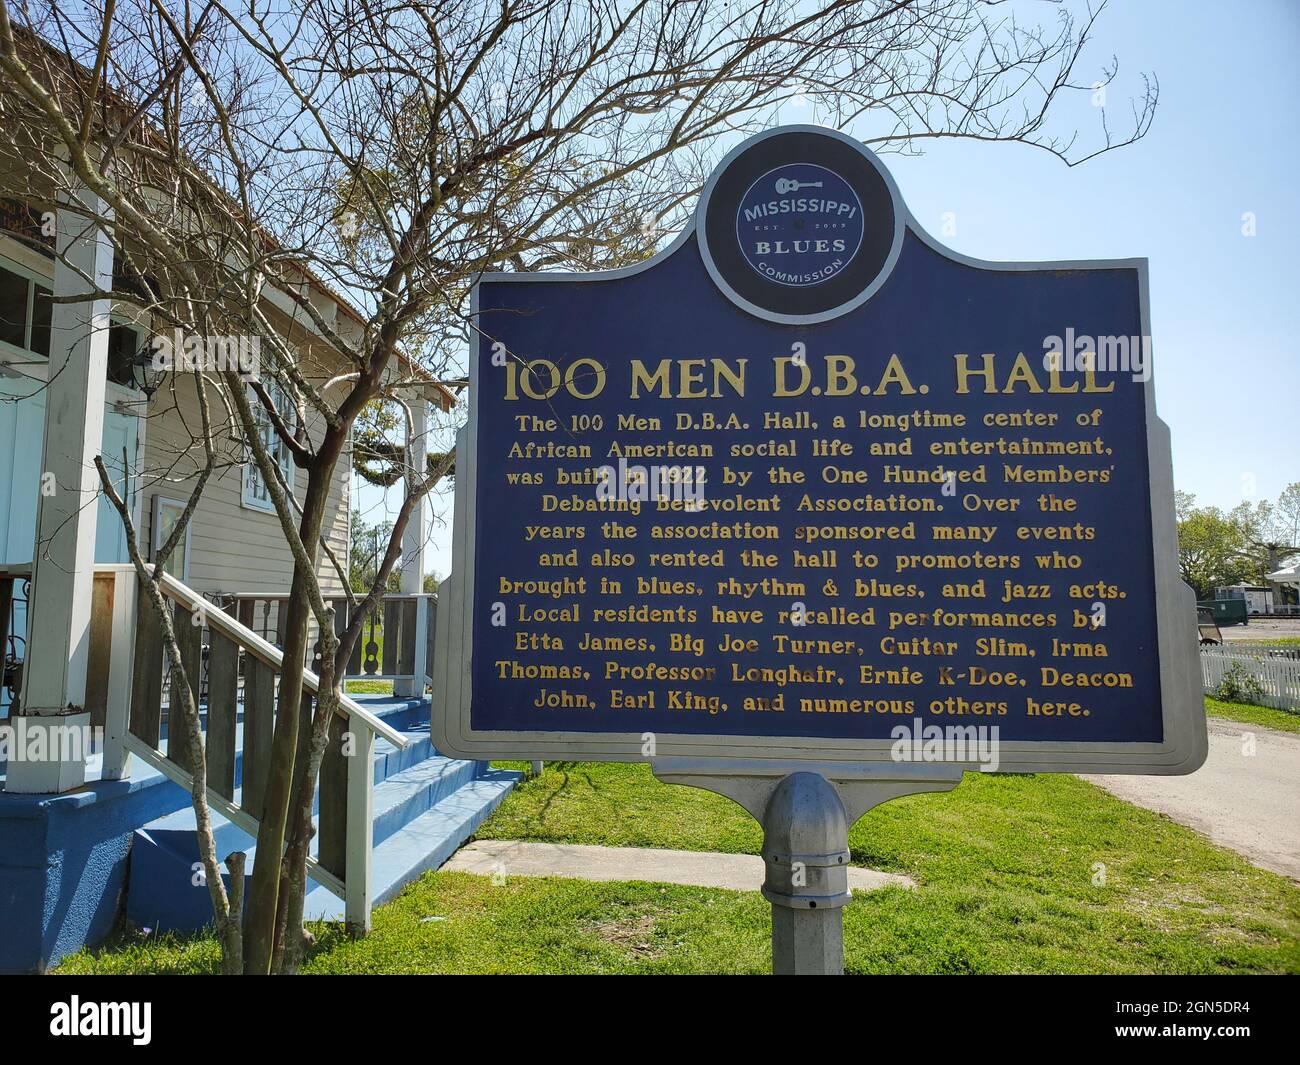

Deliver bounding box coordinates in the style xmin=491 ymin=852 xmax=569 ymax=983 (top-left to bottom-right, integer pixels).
xmin=735 ymin=163 xmax=864 ymax=288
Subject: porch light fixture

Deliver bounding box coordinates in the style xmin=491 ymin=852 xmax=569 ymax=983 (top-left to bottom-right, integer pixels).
xmin=126 ymin=338 xmax=164 ymax=398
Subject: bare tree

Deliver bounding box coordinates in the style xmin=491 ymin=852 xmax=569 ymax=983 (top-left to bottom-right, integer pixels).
xmin=1231 ymin=483 xmax=1300 ymax=581
xmin=0 ymin=0 xmax=1155 ymax=973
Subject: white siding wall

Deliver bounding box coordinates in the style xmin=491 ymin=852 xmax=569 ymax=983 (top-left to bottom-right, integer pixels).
xmin=1 ymin=230 xmax=355 ymax=598
xmin=137 ymin=370 xmax=350 ymax=597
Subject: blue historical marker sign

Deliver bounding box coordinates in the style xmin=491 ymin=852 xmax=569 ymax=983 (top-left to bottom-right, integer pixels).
xmin=431 ymin=126 xmax=1205 ymax=776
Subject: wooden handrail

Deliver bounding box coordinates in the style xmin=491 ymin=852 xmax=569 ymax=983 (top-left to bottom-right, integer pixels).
xmin=156 ymin=572 xmax=409 ymax=750
xmin=224 ymin=591 xmax=434 ymax=600
xmin=123 ymin=733 xmax=347 ymax=898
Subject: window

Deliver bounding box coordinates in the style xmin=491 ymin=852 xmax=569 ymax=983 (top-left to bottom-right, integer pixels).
xmin=151 ymin=496 xmax=192 ymax=580
xmin=0 ymin=266 xmax=26 ymax=347
xmin=106 ymin=320 xmax=146 ymax=388
xmin=242 ymin=379 xmax=295 ymax=512
xmin=0 ymin=262 xmax=50 ymax=356
xmin=0 ymin=253 xmax=144 ymax=378
xmin=0 ymin=198 xmax=54 ymax=257
xmin=30 ymin=286 xmax=51 ymax=357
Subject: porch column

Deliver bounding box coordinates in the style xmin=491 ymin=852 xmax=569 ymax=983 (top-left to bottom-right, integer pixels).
xmin=394 ymin=393 xmax=428 ymax=698
xmin=5 ymin=182 xmax=114 ymax=794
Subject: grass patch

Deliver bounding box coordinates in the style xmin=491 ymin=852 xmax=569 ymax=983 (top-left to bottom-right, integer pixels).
xmin=60 ymin=758 xmax=1300 ymax=975
xmin=477 ymin=760 xmax=1300 ymax=973
xmin=345 ymin=678 xmax=394 ymax=695
xmin=57 ymin=876 xmax=773 ymax=975
xmin=488 ymin=759 xmax=761 ymax=852
xmin=1223 ymin=637 xmax=1300 ymax=652
xmin=1206 ymin=696 xmax=1300 ymax=734
xmin=343 ymin=624 xmax=392 ymax=694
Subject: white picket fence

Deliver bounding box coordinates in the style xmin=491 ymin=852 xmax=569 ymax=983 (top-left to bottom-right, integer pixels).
xmin=1200 ymin=647 xmax=1300 ymax=711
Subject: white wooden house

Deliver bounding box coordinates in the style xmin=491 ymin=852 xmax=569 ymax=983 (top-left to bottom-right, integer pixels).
xmin=0 ymin=125 xmax=513 ymax=973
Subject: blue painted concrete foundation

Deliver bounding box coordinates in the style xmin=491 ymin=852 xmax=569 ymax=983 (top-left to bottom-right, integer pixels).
xmin=0 ymin=761 xmax=189 ymax=973
xmin=126 ymin=696 xmax=519 ymax=932
xmin=0 ymin=695 xmax=518 ymax=971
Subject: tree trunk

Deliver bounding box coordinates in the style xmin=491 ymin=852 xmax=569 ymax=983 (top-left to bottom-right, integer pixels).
xmin=242 ymin=477 xmax=331 ymax=973
xmin=223 ymin=851 xmax=247 ymax=975
xmin=278 ymin=583 xmax=348 ymax=969
xmin=279 ymin=686 xmax=338 ymax=973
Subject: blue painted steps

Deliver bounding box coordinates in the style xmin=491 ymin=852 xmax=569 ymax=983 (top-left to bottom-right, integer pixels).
xmin=125 ymin=696 xmax=519 ymax=932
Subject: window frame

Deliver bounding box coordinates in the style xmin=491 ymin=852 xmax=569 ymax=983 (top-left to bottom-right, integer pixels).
xmin=150 ymin=495 xmax=193 ymax=580
xmin=0 ymin=252 xmax=52 ymax=361
xmin=241 ymin=377 xmax=296 ymax=513
xmin=105 ymin=316 xmax=148 ymax=391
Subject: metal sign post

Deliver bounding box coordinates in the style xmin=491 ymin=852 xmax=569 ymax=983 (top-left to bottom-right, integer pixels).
xmin=653 ymin=760 xmax=963 ymax=974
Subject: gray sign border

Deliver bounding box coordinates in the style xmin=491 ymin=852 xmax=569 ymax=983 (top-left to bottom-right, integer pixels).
xmin=431 ymin=126 xmax=1207 ymax=777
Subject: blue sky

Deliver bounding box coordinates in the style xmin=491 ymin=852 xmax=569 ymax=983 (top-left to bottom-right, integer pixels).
xmin=366 ymin=0 xmax=1300 ymax=580
xmin=874 ymin=0 xmax=1300 ymax=513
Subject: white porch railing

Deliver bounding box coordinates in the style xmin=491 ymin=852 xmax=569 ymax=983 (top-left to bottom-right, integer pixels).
xmin=110 ymin=571 xmax=409 ymax=933
xmin=225 ymin=592 xmax=435 ymax=688
xmin=3 ymin=564 xmax=416 ymax=931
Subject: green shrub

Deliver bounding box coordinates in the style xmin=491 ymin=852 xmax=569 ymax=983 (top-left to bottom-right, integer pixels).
xmin=1212 ymin=660 xmax=1268 ymax=705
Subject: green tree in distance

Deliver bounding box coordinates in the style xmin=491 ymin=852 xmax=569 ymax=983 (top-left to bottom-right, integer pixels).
xmin=1176 ymin=484 xmax=1300 ymax=599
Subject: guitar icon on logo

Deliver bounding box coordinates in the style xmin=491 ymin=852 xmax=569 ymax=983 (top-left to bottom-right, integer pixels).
xmin=775 ymin=178 xmax=824 ymax=194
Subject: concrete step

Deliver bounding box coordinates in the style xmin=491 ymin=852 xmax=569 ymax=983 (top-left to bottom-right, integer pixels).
xmin=126 ymin=721 xmax=517 ymax=933
xmin=371 ymin=756 xmax=481 ymax=846
xmin=300 ymin=770 xmax=521 ymax=921
xmin=373 ymin=771 xmax=520 ymax=906
xmin=133 ymin=724 xmax=436 ymax=859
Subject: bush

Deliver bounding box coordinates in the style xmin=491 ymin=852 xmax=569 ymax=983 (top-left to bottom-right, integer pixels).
xmin=1212 ymin=660 xmax=1268 ymax=705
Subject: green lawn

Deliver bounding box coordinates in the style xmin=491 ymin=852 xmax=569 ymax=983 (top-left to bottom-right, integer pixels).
xmin=1206 ymin=696 xmax=1300 ymax=734
xmin=58 ymin=876 xmax=776 ymax=975
xmin=59 ymin=726 xmax=1300 ymax=974
xmin=471 ymin=762 xmax=1298 ymax=974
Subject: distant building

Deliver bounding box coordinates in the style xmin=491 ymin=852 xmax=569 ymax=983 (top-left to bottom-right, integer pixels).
xmin=1214 ymin=584 xmax=1274 ymax=616
xmin=1266 ymin=562 xmax=1300 ymax=615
